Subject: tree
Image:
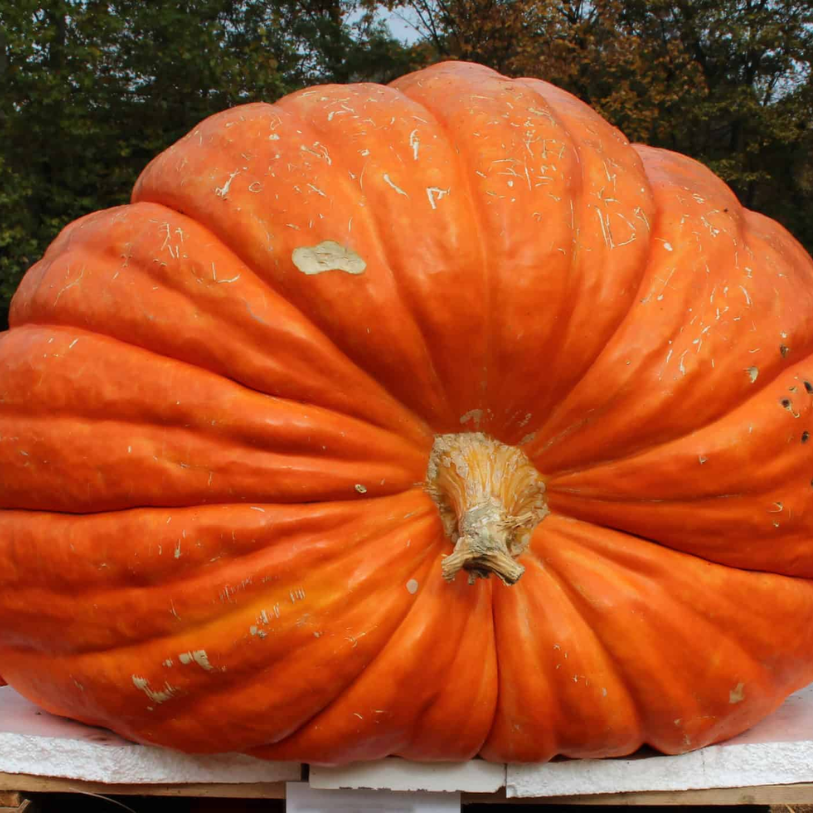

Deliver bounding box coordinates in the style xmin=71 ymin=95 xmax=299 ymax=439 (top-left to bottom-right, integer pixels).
xmin=0 ymin=0 xmax=415 ymax=328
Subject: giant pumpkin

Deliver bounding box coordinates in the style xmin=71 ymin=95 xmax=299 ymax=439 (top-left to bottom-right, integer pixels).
xmin=1 ymin=61 xmax=812 ymax=765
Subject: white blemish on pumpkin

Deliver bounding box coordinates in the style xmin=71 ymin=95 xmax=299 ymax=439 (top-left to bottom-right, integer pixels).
xmin=408 ymin=129 xmax=420 ymax=160
xmin=250 ymin=625 xmax=258 ymax=636
xmin=132 ymin=676 xmax=177 ymax=704
xmin=355 ymin=483 xmax=368 ymax=494
xmin=730 ymin=683 xmax=745 ymax=704
xmin=698 ymin=455 xmax=708 ymax=464
xmin=460 ymin=408 xmax=484 ymax=428
xmin=663 ymin=242 xmax=673 ymax=251
xmin=383 ymin=174 xmax=408 ymax=197
xmin=179 ymin=649 xmax=214 ymax=671
xmin=127 ymin=446 xmax=132 ymax=454
xmin=163 ymin=659 xmax=173 ymax=668
xmin=740 ymin=286 xmax=752 ymax=306
xmin=174 ymin=540 xmax=181 ymax=559
xmin=250 ymin=506 xmax=265 ymax=512
xmin=292 ymin=240 xmax=366 ymax=276
xmin=426 ymin=187 xmax=450 ymax=210
xmin=406 ymin=579 xmax=419 ymax=594
xmin=307 ymin=183 xmax=326 ymax=197
xmin=217 ymin=274 xmax=240 ymax=284
xmin=215 ymin=169 xmax=241 ymax=198
xmin=746 ymin=366 xmax=759 ymax=383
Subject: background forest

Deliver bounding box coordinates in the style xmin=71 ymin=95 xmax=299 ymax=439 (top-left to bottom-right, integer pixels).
xmin=1 ymin=0 xmax=812 ymax=329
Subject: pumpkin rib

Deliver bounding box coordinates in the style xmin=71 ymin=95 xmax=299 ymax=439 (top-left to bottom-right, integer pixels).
xmin=0 ymin=324 xmax=429 ymax=514
xmin=275 ymin=91 xmax=460 ymax=428
xmin=251 ymin=549 xmax=496 ymax=763
xmin=232 ymin=549 xmax=445 ymax=757
xmin=501 ymin=77 xmax=649 ymax=439
xmin=0 ymin=508 xmax=435 ymax=657
xmin=0 ymin=494 xmax=438 ymax=600
xmin=532 ymin=517 xmax=813 ymax=755
xmin=10 ymin=206 xmax=435 ymax=444
xmin=526 ymin=546 xmax=646 ymax=757
xmin=390 ymin=68 xmax=496 ymax=429
xmin=526 ymin=146 xmax=813 ymax=477
xmin=0 ymin=505 xmax=446 ymax=753
xmin=132 ymin=104 xmax=464 ymax=430
xmin=540 ymin=349 xmax=806 ymax=482
xmin=483 ymin=546 xmax=643 ymax=761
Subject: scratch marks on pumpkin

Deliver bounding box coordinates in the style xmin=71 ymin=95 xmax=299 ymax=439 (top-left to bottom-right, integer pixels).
xmin=594 ymin=207 xmax=614 ymax=249
xmin=426 ymin=187 xmax=450 ymax=210
xmin=409 ymin=129 xmax=420 ymax=160
xmin=290 ymin=588 xmax=306 ymax=603
xmin=132 ymin=675 xmax=178 ymax=704
xmin=383 ymin=174 xmax=409 ymax=197
xmin=53 ymin=267 xmax=85 ymax=306
xmin=179 ymin=649 xmax=214 ymax=671
xmin=740 ymin=285 xmax=752 ymax=306
xmin=301 ymin=142 xmax=332 ymax=165
xmin=215 ymin=169 xmax=241 ymax=198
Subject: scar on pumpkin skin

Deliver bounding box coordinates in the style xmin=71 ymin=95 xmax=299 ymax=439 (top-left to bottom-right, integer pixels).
xmin=292 ymin=240 xmax=366 ymax=276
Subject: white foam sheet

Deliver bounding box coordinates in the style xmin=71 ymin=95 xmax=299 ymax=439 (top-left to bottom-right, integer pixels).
xmin=1 ymin=682 xmax=811 ymax=794
xmin=0 ymin=685 xmax=301 ymax=784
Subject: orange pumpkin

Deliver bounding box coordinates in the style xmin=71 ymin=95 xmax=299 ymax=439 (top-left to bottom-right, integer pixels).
xmin=1 ymin=61 xmax=812 ymax=765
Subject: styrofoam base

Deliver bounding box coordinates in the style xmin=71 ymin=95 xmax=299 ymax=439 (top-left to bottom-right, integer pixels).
xmin=0 ymin=686 xmax=300 ymax=784
xmin=1 ymin=683 xmax=811 ymax=795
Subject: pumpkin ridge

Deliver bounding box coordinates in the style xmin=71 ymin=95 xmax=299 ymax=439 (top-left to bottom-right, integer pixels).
xmin=391 ymin=65 xmax=495 ymax=427
xmin=0 ymin=505 xmax=445 ymax=753
xmin=538 ymin=347 xmax=806 ymax=482
xmin=251 ymin=547 xmax=493 ymax=763
xmin=524 ymin=145 xmax=813 ymax=476
xmin=532 ymin=518 xmax=813 ymax=754
xmin=496 ymin=77 xmax=626 ymax=435
xmin=246 ymin=549 xmax=446 ymax=758
xmin=518 ymin=544 xmax=645 ymax=755
xmin=276 ymin=90 xmax=460 ymax=429
xmin=133 ymin=104 xmax=456 ymax=430
xmin=9 ymin=208 xmax=432 ymax=445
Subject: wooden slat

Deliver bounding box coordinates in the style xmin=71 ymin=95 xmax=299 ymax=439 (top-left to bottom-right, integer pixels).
xmin=2 ymin=772 xmax=813 ymax=804
xmin=0 ymin=773 xmax=286 ymax=799
xmin=464 ymin=783 xmax=813 ymax=805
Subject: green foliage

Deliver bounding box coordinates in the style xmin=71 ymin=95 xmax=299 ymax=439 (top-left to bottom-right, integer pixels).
xmin=0 ymin=0 xmax=414 ymax=328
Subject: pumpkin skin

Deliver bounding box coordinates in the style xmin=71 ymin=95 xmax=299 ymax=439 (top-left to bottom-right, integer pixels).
xmin=1 ymin=59 xmax=813 ymax=765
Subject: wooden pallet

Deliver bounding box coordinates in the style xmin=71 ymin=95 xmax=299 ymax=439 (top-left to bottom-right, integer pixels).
xmin=2 ymin=772 xmax=813 ymax=807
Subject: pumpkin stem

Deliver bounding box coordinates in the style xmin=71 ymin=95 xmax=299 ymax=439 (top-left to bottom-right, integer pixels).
xmin=426 ymin=432 xmax=548 ymax=586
